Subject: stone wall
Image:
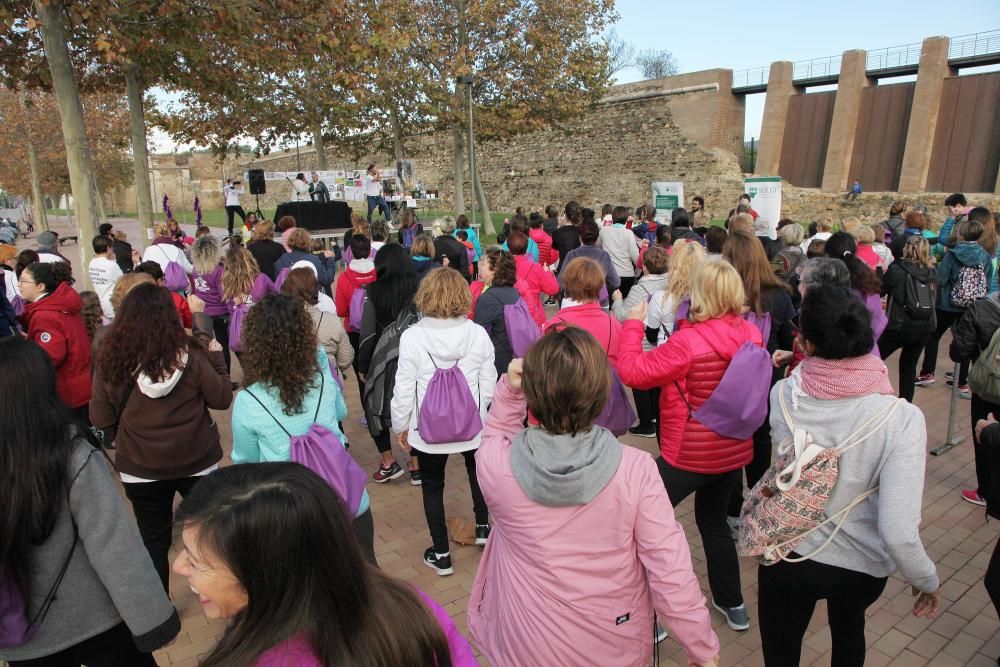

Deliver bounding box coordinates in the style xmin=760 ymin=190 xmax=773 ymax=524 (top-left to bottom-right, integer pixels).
xmin=781 ymin=186 xmax=1000 ymax=227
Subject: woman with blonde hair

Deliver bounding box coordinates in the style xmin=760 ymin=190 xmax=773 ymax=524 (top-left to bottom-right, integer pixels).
xmin=343 ymin=214 xmax=370 ymax=264
xmin=274 ymin=227 xmax=336 ymax=287
xmin=190 ymin=234 xmax=233 ymax=370
xmin=247 ymin=219 xmax=287 ymax=281
xmin=391 ymin=267 xmax=497 ymax=576
xmin=647 ymin=240 xmax=706 ymax=345
xmin=410 ymin=233 xmax=443 ymax=282
xmin=618 ymin=260 xmax=766 ymax=631
xmin=221 ymin=242 xmax=274 ymax=356
xmin=879 ymin=236 xmax=937 ymax=402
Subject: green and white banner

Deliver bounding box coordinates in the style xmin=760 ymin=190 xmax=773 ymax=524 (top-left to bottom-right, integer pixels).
xmin=745 ymin=176 xmax=781 ymax=240
xmin=652 ymin=181 xmax=685 ymax=224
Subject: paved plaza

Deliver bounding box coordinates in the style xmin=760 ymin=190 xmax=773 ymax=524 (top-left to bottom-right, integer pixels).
xmin=17 ymin=220 xmax=1000 ymax=667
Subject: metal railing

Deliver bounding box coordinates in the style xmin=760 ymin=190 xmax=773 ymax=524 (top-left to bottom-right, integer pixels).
xmin=732 ymin=28 xmax=1000 ymax=91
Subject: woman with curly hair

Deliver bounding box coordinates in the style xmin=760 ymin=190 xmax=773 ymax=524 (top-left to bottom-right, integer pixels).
xmin=90 ymin=282 xmax=232 ymax=591
xmin=221 ymin=241 xmax=274 ymax=355
xmin=79 ymin=290 xmax=103 ymax=341
xmin=229 ymin=293 xmax=374 ymax=561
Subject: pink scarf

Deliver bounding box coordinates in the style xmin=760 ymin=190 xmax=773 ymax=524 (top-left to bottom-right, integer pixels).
xmin=797 ymin=355 xmax=894 ymax=399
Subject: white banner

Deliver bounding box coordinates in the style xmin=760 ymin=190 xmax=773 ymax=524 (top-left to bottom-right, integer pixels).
xmin=651 ymin=182 xmax=685 ymax=224
xmin=744 ymin=176 xmax=782 ymax=240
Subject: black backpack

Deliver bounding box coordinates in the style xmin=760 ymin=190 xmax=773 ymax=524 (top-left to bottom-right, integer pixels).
xmin=888 ymin=264 xmax=936 ymax=328
xmin=362 ymin=303 xmax=419 ymax=438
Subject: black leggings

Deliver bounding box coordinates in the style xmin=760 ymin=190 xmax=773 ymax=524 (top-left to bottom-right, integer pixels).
xmin=353 ymin=508 xmax=378 ymax=566
xmin=758 ymin=558 xmax=888 ymax=667
xmin=920 ymin=308 xmax=967 ymax=383
xmin=971 ymin=393 xmax=1000 ymax=497
xmin=987 ymin=536 xmax=1000 ymax=617
xmin=211 ymin=313 xmax=231 ymax=372
xmin=879 ymin=327 xmax=930 ymax=403
xmin=123 ymin=476 xmax=201 ymax=592
xmin=657 ymin=458 xmax=743 ymax=608
xmin=416 ymin=448 xmax=488 ymax=554
xmin=9 ymin=622 xmax=156 ymax=667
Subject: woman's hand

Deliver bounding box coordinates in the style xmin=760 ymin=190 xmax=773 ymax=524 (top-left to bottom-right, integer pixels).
xmin=611 ymin=289 xmax=623 ymax=302
xmin=507 ymin=358 xmax=524 ymax=391
xmin=188 ymin=293 xmax=205 ymax=314
xmin=912 ymin=587 xmax=941 ymax=618
xmin=975 ymin=416 xmax=997 ymax=441
xmin=398 ymin=430 xmax=410 ymax=452
xmin=772 ymin=350 xmax=793 ymax=367
xmin=207 ymin=339 xmax=222 ymax=353
xmin=626 ymin=301 xmax=648 ymax=322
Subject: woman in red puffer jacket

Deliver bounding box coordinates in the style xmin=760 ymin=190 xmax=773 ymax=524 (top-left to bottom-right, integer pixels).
xmin=19 ymin=261 xmax=92 ymax=421
xmin=617 ymin=259 xmax=763 ymax=633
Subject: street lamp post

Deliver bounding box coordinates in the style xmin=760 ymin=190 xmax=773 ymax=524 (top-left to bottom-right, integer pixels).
xmin=458 ymin=74 xmax=476 ymax=229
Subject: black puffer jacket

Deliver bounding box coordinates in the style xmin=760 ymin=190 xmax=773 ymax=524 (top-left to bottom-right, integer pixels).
xmin=950 ymin=295 xmax=1000 ymax=363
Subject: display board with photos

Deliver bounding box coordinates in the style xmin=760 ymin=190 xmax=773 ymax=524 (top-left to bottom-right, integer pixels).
xmin=243 ymin=168 xmax=403 ymax=202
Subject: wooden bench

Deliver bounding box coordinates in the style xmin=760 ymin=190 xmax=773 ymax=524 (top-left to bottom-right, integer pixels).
xmin=58 ymin=235 xmax=78 ymax=246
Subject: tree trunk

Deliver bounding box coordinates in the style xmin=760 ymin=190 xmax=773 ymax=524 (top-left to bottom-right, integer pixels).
xmin=34 ymin=0 xmax=99 ymax=283
xmin=92 ymin=175 xmax=108 ymax=223
xmin=312 ymin=121 xmax=327 ymax=170
xmin=390 ymin=106 xmax=405 ymax=162
xmin=473 ymin=166 xmax=495 ymax=235
xmin=26 ymin=140 xmax=47 ymax=232
xmin=124 ymin=61 xmax=154 ymax=237
xmin=451 ymin=123 xmax=465 ymax=215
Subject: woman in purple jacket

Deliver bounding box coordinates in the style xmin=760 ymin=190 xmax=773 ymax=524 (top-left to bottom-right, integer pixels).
xmin=221 ymin=242 xmax=275 ymax=358
xmin=191 ymin=234 xmax=231 ymax=370
xmin=172 ymin=463 xmax=477 ymax=667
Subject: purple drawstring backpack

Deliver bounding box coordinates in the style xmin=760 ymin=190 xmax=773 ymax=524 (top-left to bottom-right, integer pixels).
xmin=677 ymin=313 xmax=771 ymax=440
xmin=503 ymin=298 xmax=541 ymax=357
xmin=156 ymin=245 xmax=188 ymax=292
xmin=228 ymin=300 xmax=251 ymax=353
xmin=348 ymin=287 xmax=366 ymax=331
xmin=417 ymin=352 xmax=483 ymax=444
xmin=273 ymin=267 xmax=290 ymax=291
xmin=593 ymin=314 xmax=637 ymax=436
xmin=246 ymin=372 xmax=367 ymax=514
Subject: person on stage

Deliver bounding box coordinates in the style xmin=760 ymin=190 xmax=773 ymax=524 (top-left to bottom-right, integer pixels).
xmin=309 ymin=171 xmax=330 ymax=203
xmin=364 ymin=163 xmax=392 ymax=225
xmin=291 ymin=173 xmax=311 ymax=202
xmin=224 ymin=178 xmax=247 ymax=237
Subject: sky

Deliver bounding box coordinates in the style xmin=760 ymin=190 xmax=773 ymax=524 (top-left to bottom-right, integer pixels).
xmin=151 ymin=0 xmax=1000 ymax=152
xmin=611 ymin=0 xmax=1000 ymax=139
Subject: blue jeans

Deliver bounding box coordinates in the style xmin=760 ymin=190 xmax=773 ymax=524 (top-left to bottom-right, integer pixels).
xmin=367 ymin=195 xmax=392 ymax=223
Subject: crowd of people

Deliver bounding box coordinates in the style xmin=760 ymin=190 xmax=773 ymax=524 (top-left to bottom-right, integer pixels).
xmin=0 ymin=191 xmax=998 ymax=667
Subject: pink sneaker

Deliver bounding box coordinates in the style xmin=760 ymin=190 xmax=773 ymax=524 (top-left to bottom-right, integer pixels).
xmin=961 ymin=489 xmax=986 ymax=506
xmin=914 ymin=373 xmax=935 ymax=386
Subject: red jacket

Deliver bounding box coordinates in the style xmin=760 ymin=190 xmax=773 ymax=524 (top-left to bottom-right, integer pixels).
xmin=543 ymin=303 xmax=621 ymax=368
xmin=514 ymin=255 xmax=559 ymax=326
xmin=334 ymin=267 xmax=377 ymax=332
xmin=529 ymin=228 xmax=559 ymax=266
xmin=171 ymin=292 xmax=193 ymax=329
xmin=24 ymin=282 xmax=92 ymax=408
xmin=617 ymin=314 xmax=762 ymax=474
xmin=468 ymin=280 xmax=485 ymax=319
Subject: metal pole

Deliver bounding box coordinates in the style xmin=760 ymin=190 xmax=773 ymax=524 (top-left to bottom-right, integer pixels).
xmin=467 ymin=82 xmax=476 ymax=229
xmin=931 ymin=362 xmax=965 ymax=456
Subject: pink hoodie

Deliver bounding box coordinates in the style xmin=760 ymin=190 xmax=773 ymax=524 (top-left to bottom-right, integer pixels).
xmin=468 ymin=377 xmax=720 ymax=667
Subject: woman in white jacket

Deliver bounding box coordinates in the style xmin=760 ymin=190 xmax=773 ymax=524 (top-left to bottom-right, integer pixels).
xmin=142 ymin=222 xmax=193 ymax=275
xmin=391 ymin=266 xmax=497 ymax=576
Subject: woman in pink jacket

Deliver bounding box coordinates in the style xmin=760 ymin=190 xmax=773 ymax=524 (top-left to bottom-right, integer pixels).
xmin=542 ymin=257 xmax=622 ymax=366
xmin=508 ymin=231 xmax=559 ymax=325
xmin=468 ymin=327 xmax=720 ymax=667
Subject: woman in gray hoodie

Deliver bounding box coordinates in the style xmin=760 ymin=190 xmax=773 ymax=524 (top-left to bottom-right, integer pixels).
xmin=754 ymin=285 xmax=940 ymax=667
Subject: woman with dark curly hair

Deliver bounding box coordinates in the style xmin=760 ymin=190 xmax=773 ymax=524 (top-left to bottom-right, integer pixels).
xmin=230 ymin=293 xmax=374 ymax=562
xmin=90 ymin=282 xmax=232 ymax=591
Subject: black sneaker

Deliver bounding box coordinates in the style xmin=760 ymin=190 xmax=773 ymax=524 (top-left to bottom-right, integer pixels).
xmin=627 ymin=425 xmax=656 ymax=438
xmin=373 ymin=461 xmax=404 ymax=483
xmin=475 ymin=524 xmax=490 ymax=546
xmin=409 ymin=468 xmax=422 ymax=486
xmin=423 ymin=548 xmax=454 ymax=576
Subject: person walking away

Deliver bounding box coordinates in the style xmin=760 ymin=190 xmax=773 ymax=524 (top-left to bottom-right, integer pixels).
xmin=142 ymin=222 xmax=193 ymax=284
xmin=880 ymin=201 xmax=907 ymax=244
xmin=172 ymin=463 xmax=477 ymax=666
xmin=358 ymin=243 xmax=421 ymax=484
xmin=455 ymin=214 xmax=483 ymax=276
xmin=410 ymin=233 xmax=443 ymax=283
xmin=190 ymin=234 xmax=231 ymax=371
xmin=19 ymin=261 xmax=91 ymax=423
xmin=229 ymin=293 xmax=374 ymax=562
xmin=35 ymin=231 xmax=69 ymax=264
xmin=90 ymin=283 xmax=233 ymax=590
xmin=826 ymin=232 xmax=888 ymax=356
xmin=433 ymin=216 xmax=470 ymax=279
xmin=722 ymin=231 xmax=796 ymax=533
xmin=0 ymin=337 xmax=180 ymax=666
xmin=88 ymin=234 xmax=123 ymax=321
xmin=889 ymin=210 xmax=929 ymax=262
xmin=618 ymin=260 xmax=765 ymax=631
xmin=468 ymin=334 xmax=720 ymax=667
xmin=753 ymin=285 xmax=940 ymax=666
xmin=247 ymin=220 xmax=287 ymax=281
xmin=552 ymin=201 xmax=583 ymax=277
xmin=879 ymin=236 xmax=938 ymax=403
xmin=391 ymin=268 xmax=497 ymax=576
xmin=221 ymin=243 xmax=275 ymax=358
xmin=473 ymin=248 xmax=523 ymax=376
xmin=274 ymin=228 xmax=337 ymax=289
xmin=335 ymin=234 xmax=378 ymax=403
xmin=560 ymin=220 xmax=620 ymax=308
xmin=397 ymin=209 xmax=425 ymax=248
xmin=282 ymin=267 xmax=354 ymax=378
xmin=598 ymin=206 xmax=640 ymax=298
xmin=508 ymin=232 xmax=559 ymax=326
xmin=917 ymin=219 xmax=994 ymax=393
xmin=528 ymin=213 xmax=559 ymax=266
xmin=973 ymin=418 xmax=1000 ymax=654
